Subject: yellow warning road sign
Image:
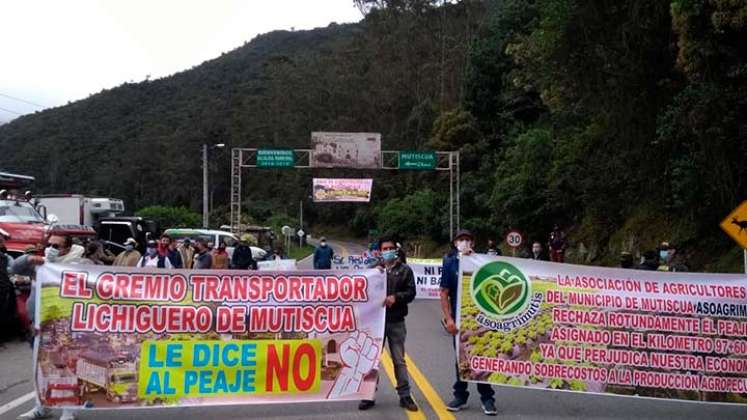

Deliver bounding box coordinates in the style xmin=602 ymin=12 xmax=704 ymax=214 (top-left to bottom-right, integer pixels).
xmin=720 ymin=201 xmax=747 ymax=249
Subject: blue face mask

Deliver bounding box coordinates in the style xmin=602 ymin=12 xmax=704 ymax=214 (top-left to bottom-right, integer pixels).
xmin=382 ymin=250 xmax=398 ymax=261
xmin=659 ymin=250 xmax=669 ymax=261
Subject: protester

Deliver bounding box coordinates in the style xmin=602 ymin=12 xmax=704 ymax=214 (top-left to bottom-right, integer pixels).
xmin=177 ymin=238 xmax=195 ymax=270
xmin=113 ymin=237 xmax=141 ymax=267
xmin=137 ymin=240 xmax=172 ymax=268
xmin=620 ymin=251 xmax=634 ymax=268
xmin=211 ymin=241 xmax=230 ymax=269
xmin=313 ymin=236 xmax=334 ymax=269
xmin=193 ymin=238 xmax=213 ymax=269
xmin=657 ymin=242 xmax=688 ymax=272
xmin=439 ymin=229 xmax=497 ymax=416
xmin=359 ymin=237 xmax=418 ymax=412
xmin=231 ymin=234 xmax=256 ymax=269
xmin=486 ymin=239 xmax=501 ymax=256
xmin=548 ymin=224 xmax=567 ymax=263
xmin=14 ymin=234 xmax=88 ymax=420
xmin=0 ymin=233 xmax=20 ymax=345
xmin=530 ymin=241 xmax=549 ymax=261
xmin=271 ymin=248 xmax=284 ymax=260
xmin=84 ymin=241 xmax=108 ymax=265
xmin=160 ymin=234 xmax=183 ymax=268
xmin=638 ymin=250 xmax=659 ymax=271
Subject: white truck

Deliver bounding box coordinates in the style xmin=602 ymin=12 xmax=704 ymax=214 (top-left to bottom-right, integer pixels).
xmin=35 ymin=195 xmax=125 ymax=227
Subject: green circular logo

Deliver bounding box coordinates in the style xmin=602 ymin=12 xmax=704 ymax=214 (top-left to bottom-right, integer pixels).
xmin=471 ymin=261 xmax=530 ymax=318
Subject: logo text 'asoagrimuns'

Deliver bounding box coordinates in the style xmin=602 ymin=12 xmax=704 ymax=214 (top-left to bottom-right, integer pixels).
xmin=470 ymin=261 xmax=542 ymax=332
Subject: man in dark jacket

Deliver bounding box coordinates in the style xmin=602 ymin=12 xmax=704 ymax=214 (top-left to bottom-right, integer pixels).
xmin=440 ymin=229 xmax=497 ymax=416
xmin=313 ymin=237 xmax=334 ymax=269
xmin=0 ymin=233 xmax=20 ymax=344
xmin=359 ymin=237 xmax=417 ymax=412
xmin=231 ymin=235 xmax=255 ymax=270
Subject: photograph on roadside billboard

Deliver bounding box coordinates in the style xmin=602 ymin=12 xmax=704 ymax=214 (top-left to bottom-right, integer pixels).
xmin=311 ymin=132 xmax=381 ymax=169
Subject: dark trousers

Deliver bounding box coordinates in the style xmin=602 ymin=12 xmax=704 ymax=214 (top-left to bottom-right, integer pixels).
xmin=386 ymin=320 xmax=411 ymax=397
xmin=453 ymin=337 xmax=494 ymax=402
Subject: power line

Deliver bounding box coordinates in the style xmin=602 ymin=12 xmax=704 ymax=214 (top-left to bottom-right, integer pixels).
xmin=0 ymin=92 xmax=45 ymax=108
xmin=0 ymin=106 xmax=23 ymax=115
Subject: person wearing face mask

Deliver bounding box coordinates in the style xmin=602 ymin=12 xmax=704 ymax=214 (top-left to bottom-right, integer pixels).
xmin=13 ymin=234 xmax=88 ymax=420
xmin=160 ymin=235 xmax=183 ymax=268
xmin=530 ymin=241 xmax=549 ymax=261
xmin=192 ymin=238 xmax=213 ymax=269
xmin=313 ymin=236 xmax=334 ymax=269
xmin=657 ymin=242 xmax=688 ymax=272
xmin=137 ymin=240 xmax=172 ymax=268
xmin=359 ymin=237 xmax=418 ymax=412
xmin=113 ymin=238 xmax=142 ymax=267
xmin=439 ymin=229 xmax=497 ymax=416
xmin=485 ymin=239 xmax=501 ymax=256
xmin=211 ymin=241 xmax=230 ymax=269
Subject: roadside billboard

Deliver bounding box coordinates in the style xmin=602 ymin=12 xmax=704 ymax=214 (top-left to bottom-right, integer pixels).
xmin=311 ymin=132 xmax=381 ymax=169
xmin=312 ymin=179 xmax=372 ymax=203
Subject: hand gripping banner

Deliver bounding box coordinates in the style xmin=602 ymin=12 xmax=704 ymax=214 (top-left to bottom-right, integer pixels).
xmin=33 ymin=264 xmax=386 ymax=408
xmin=457 ymin=255 xmax=747 ymax=404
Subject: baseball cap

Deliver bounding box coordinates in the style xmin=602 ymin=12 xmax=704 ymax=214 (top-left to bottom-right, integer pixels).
xmin=320 ymin=236 xmax=327 ymax=241
xmin=454 ymin=229 xmax=474 ymax=241
xmin=124 ymin=237 xmax=137 ymax=246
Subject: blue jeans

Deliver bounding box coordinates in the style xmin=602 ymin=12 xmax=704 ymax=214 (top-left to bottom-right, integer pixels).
xmin=453 ymin=337 xmax=494 ymax=402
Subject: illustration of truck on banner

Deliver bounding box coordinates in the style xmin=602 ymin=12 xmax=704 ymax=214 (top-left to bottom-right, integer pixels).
xmin=76 ymin=351 xmax=138 ymax=404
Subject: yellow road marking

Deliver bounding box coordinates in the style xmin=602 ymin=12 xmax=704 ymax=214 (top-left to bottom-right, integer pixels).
xmin=405 ymin=353 xmax=455 ymax=420
xmin=381 ymin=350 xmax=426 ymax=420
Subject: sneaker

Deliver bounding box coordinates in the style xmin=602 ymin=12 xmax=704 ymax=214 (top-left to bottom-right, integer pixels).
xmin=17 ymin=407 xmax=52 ymax=420
xmin=481 ymin=399 xmax=497 ymax=416
xmin=446 ymin=398 xmax=468 ymax=412
xmin=358 ymin=400 xmax=375 ymax=410
xmin=399 ymin=396 xmax=418 ymax=412
xmin=59 ymin=411 xmax=76 ymax=420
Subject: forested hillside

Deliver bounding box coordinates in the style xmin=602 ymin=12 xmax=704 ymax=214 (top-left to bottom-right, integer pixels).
xmin=0 ymin=0 xmax=745 ymax=271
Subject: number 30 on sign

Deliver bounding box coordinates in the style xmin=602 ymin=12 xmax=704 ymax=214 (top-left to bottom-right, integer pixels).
xmin=505 ymin=230 xmax=523 ymax=248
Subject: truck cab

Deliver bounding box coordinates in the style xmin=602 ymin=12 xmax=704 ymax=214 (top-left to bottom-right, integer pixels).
xmin=0 ymin=172 xmax=48 ymax=257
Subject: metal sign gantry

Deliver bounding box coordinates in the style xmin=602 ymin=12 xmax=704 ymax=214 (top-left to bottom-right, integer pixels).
xmin=230 ymin=148 xmax=461 ymax=239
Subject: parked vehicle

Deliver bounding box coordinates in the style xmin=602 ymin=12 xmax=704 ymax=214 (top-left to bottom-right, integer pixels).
xmin=97 ymin=217 xmax=159 ymax=254
xmin=0 ymin=172 xmax=46 ymax=257
xmin=163 ymin=228 xmax=268 ymax=260
xmin=35 ymin=195 xmax=124 ymax=227
xmin=76 ymin=350 xmax=137 ymax=403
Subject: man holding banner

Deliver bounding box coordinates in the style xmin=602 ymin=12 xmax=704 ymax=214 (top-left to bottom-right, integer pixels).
xmin=440 ymin=230 xmax=498 ymax=416
xmin=359 ymin=237 xmax=418 ymax=412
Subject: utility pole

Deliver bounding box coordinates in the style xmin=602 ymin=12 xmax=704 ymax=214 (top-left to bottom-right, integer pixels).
xmin=202 ymin=144 xmax=208 ymax=228
xmin=299 ymin=199 xmax=303 ymax=247
xmin=202 ymin=143 xmax=225 ymax=229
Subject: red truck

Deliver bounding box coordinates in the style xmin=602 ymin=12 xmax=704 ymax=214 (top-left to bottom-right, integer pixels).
xmin=0 ymin=171 xmax=96 ymax=257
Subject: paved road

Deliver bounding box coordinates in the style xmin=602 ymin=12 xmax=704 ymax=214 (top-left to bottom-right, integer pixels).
xmin=297 ymin=238 xmax=368 ymax=269
xmin=2 ymin=239 xmax=747 ymax=419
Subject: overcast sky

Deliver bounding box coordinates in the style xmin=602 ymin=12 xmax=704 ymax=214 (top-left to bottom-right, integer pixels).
xmin=0 ymin=0 xmax=361 ymax=123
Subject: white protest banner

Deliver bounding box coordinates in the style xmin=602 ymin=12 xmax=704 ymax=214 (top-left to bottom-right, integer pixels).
xmin=409 ymin=258 xmax=442 ymax=300
xmin=457 ymin=254 xmax=747 ymax=404
xmin=257 ymin=259 xmax=297 ymax=271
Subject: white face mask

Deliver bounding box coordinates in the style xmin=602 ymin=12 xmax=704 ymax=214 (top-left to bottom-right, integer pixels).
xmin=455 ymin=240 xmax=471 ymax=253
xmin=45 ymin=246 xmax=60 ymax=262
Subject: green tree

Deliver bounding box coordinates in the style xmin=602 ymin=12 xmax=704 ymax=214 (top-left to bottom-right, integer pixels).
xmin=135 ymin=206 xmax=202 ymax=230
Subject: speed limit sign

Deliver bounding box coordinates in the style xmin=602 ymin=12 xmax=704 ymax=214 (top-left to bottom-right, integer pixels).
xmin=506 ymin=230 xmax=523 ymax=248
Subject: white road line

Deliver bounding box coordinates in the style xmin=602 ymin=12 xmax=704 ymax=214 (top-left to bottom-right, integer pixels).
xmin=0 ymin=391 xmax=35 ymax=416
